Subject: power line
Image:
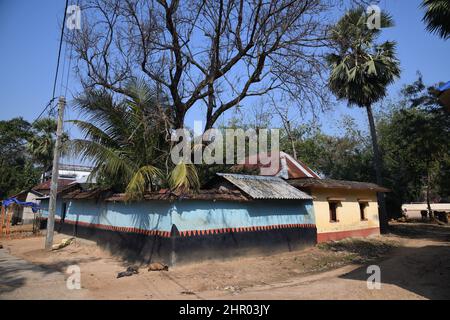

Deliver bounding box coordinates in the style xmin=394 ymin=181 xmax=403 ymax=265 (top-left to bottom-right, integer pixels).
xmin=33 ymin=0 xmax=70 ymax=124
xmin=33 ymin=98 xmax=57 ymax=123
xmin=52 ymin=0 xmax=70 ymax=100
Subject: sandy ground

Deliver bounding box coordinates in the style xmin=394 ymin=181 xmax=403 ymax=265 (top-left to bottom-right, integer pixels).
xmin=0 ymin=222 xmax=449 ymax=300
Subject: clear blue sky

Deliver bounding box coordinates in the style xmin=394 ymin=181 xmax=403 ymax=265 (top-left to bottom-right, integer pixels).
xmin=0 ymin=0 xmax=449 ymax=138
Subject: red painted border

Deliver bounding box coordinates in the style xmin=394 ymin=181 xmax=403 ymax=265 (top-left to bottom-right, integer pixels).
xmin=178 ymin=223 xmax=316 ymax=237
xmin=317 ymin=227 xmax=380 ymax=243
xmin=53 ymin=218 xmax=316 ymax=238
xmin=55 ymin=218 xmax=172 ymax=237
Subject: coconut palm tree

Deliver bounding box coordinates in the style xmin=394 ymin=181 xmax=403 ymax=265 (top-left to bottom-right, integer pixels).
xmin=422 ymin=0 xmax=450 ymax=40
xmin=70 ymin=79 xmax=199 ymax=200
xmin=326 ymin=8 xmax=400 ymax=233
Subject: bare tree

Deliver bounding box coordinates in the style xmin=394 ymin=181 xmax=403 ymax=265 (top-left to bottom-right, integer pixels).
xmin=273 ymin=104 xmax=298 ymax=159
xmin=70 ymin=0 xmax=337 ymax=131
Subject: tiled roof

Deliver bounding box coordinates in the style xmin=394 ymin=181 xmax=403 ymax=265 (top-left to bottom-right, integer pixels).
xmin=231 ymin=151 xmax=321 ymax=179
xmin=288 ymin=178 xmax=390 ymax=192
xmin=32 ymin=178 xmax=76 ymax=194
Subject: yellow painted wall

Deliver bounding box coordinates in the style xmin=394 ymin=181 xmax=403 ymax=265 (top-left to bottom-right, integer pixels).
xmin=311 ymin=188 xmax=380 ymax=234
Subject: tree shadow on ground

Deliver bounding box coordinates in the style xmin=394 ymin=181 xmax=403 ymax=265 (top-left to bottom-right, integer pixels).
xmin=0 ymin=248 xmax=100 ymax=295
xmin=338 ymin=244 xmax=450 ymax=299
xmin=35 ymin=257 xmax=101 ymax=273
xmin=389 ymin=223 xmax=450 ymax=243
xmin=318 ymin=238 xmax=398 ymax=264
xmin=0 ymin=252 xmax=51 ymax=295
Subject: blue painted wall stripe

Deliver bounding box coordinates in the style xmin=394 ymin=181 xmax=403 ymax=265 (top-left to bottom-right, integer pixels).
xmin=40 ymin=198 xmax=315 ymax=234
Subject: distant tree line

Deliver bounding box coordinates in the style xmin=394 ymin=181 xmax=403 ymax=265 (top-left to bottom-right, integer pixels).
xmin=277 ymin=76 xmax=450 ymax=217
xmin=0 ymin=118 xmax=61 ymax=198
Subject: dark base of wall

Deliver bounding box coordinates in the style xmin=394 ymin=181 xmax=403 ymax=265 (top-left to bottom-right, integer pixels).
xmin=55 ymin=221 xmax=317 ymax=266
xmin=55 ymin=221 xmax=173 ymax=265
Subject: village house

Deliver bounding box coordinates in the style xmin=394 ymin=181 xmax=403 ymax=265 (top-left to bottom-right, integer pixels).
xmin=37 ymin=173 xmax=316 ymax=266
xmin=32 ymin=152 xmax=388 ymax=265
xmin=8 ymin=164 xmax=92 ymax=225
xmin=234 ymin=151 xmax=388 ymax=242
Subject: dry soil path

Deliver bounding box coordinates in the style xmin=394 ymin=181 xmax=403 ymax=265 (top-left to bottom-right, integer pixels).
xmin=202 ymin=237 xmax=450 ymax=300
xmin=0 ymin=247 xmax=88 ymax=299
xmin=1 ymin=225 xmax=449 ymax=300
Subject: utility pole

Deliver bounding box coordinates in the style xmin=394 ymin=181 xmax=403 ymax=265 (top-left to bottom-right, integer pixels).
xmin=45 ymin=96 xmax=65 ymax=250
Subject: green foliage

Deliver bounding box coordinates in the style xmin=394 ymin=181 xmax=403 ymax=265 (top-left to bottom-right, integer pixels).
xmin=27 ymin=117 xmax=68 ymax=176
xmin=327 ymin=8 xmax=401 ymax=226
xmin=422 ymin=0 xmax=450 ymax=39
xmin=0 ymin=118 xmax=39 ymax=198
xmin=278 ymin=76 xmax=449 ymax=216
xmin=280 ymin=119 xmax=374 ymax=182
xmin=70 ymin=79 xmax=199 ymax=199
xmin=169 ymin=162 xmax=200 ymax=192
xmin=327 ymin=8 xmax=400 ymax=107
xmin=125 ymin=165 xmax=163 ymax=200
xmin=379 ymin=76 xmax=450 ymax=207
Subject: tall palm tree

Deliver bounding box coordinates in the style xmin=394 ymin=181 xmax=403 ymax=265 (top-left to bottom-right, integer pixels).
xmin=326 ymin=9 xmax=400 ymax=233
xmin=422 ymin=0 xmax=450 ymax=40
xmin=70 ymin=79 xmax=199 ymax=200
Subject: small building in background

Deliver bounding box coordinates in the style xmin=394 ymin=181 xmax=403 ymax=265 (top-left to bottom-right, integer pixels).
xmin=9 ymin=163 xmax=93 ymax=225
xmin=437 ymin=81 xmax=450 ymax=110
xmin=42 ymin=163 xmax=93 ymax=182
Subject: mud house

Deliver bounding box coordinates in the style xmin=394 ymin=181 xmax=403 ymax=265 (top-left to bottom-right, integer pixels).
xmin=235 ymin=151 xmax=388 ymax=242
xmin=38 ymin=173 xmax=316 ymax=266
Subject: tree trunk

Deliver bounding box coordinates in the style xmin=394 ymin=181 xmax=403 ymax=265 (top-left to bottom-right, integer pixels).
xmin=286 ymin=120 xmax=298 ymax=160
xmin=426 ymin=167 xmax=433 ymax=220
xmin=365 ymin=104 xmax=389 ymax=233
xmin=173 ymin=103 xmax=186 ymax=130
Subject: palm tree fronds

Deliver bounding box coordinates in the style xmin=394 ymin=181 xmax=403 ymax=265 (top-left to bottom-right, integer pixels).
xmin=169 ymin=162 xmax=200 ymax=192
xmin=422 ymin=0 xmax=450 ymax=39
xmin=125 ymin=165 xmax=163 ymax=200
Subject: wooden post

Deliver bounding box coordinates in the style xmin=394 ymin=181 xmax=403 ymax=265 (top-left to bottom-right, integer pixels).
xmin=45 ymin=96 xmax=66 ymax=250
xmin=0 ymin=205 xmax=4 ymax=238
xmin=5 ymin=206 xmax=12 ymax=239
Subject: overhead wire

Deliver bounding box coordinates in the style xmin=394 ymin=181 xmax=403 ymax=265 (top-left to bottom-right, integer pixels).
xmin=33 ymin=0 xmax=70 ymax=124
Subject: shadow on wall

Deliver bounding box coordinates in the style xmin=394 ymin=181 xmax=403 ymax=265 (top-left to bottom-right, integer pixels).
xmin=65 ymin=200 xmax=171 ymax=265
xmin=339 ymin=244 xmax=450 ymax=299
xmin=55 ymin=199 xmax=316 ymax=266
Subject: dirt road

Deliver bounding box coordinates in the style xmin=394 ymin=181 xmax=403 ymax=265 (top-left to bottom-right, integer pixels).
xmin=201 ymin=237 xmax=450 ymax=299
xmin=0 ymin=222 xmax=449 ymax=299
xmin=0 ymin=248 xmax=88 ymax=299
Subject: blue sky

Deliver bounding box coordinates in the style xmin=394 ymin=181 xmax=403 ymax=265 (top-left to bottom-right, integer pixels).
xmin=0 ymin=0 xmax=449 ymax=139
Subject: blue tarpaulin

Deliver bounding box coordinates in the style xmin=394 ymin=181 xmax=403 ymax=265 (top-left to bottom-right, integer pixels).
xmin=438 ymin=81 xmax=450 ymax=92
xmin=1 ymin=197 xmax=40 ymax=213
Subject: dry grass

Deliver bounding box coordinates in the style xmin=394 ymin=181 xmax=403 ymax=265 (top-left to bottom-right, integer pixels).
xmin=317 ymin=237 xmax=399 ymax=264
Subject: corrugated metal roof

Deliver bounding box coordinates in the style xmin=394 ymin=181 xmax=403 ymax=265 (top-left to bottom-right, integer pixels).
xmin=217 ymin=173 xmax=313 ymax=200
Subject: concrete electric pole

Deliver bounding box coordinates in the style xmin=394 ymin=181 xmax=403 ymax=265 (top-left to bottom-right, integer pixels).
xmin=45 ymin=96 xmax=66 ymax=250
